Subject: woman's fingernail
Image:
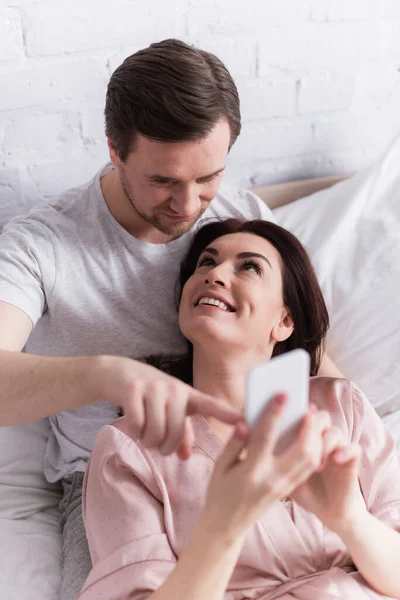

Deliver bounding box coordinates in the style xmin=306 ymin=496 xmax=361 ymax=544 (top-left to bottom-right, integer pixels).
xmin=334 ymin=449 xmax=346 ymax=462
xmin=275 ymin=393 xmax=287 ymax=406
xmin=309 ymin=403 xmax=318 ymax=413
xmin=235 ymin=422 xmax=248 ymax=439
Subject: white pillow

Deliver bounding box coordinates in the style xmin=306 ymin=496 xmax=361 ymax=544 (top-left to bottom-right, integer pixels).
xmin=273 ymin=132 xmax=400 ymax=420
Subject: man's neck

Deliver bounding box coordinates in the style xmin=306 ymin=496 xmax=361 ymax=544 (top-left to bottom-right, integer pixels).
xmin=100 ymin=169 xmax=171 ymax=244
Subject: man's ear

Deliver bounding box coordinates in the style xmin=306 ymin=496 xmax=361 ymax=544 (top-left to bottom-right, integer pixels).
xmin=271 ymin=309 xmax=294 ymax=343
xmin=107 ymin=137 xmax=121 ymax=168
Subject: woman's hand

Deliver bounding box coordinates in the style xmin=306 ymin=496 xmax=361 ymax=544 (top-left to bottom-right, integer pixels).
xmin=291 ymin=426 xmax=367 ymax=532
xmin=199 ymin=394 xmax=331 ymax=543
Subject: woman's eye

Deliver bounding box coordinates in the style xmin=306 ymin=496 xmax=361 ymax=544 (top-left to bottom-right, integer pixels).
xmin=197 ymin=256 xmax=215 ymax=268
xmin=241 ymin=260 xmax=263 ymax=275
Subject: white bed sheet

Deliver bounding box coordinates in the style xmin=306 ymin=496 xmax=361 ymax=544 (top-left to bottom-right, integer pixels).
xmin=0 ymin=509 xmax=62 ymax=600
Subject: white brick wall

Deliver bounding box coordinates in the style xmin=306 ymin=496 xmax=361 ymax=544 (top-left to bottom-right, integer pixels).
xmin=1 ymin=0 xmax=400 ymax=224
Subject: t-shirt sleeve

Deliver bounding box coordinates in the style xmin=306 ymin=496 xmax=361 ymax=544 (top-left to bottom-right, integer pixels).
xmin=79 ymin=424 xmax=177 ymax=600
xmin=244 ymin=188 xmax=277 ymax=223
xmin=212 ymin=184 xmax=276 ymax=224
xmin=350 ymin=383 xmax=400 ymax=530
xmin=0 ymin=216 xmax=56 ymax=326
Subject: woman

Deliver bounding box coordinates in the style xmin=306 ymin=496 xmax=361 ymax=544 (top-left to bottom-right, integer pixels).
xmin=79 ymin=219 xmax=400 ymax=600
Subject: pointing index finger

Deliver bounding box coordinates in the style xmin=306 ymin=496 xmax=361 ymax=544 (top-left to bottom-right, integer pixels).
xmin=186 ymin=390 xmax=242 ymax=425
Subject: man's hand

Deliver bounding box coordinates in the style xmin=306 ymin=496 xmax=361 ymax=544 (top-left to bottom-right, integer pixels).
xmin=95 ymin=355 xmax=243 ymax=460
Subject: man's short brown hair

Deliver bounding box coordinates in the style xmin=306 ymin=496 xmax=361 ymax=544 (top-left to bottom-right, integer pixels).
xmin=105 ymin=38 xmax=241 ymax=161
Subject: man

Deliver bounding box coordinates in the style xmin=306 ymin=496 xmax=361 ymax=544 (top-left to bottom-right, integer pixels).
xmin=0 ymin=39 xmax=341 ymax=599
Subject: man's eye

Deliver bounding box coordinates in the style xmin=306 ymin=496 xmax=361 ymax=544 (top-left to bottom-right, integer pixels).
xmin=200 ymin=175 xmax=216 ymax=184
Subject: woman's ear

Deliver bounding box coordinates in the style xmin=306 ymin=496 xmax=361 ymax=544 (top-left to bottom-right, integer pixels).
xmin=271 ymin=309 xmax=294 ymax=343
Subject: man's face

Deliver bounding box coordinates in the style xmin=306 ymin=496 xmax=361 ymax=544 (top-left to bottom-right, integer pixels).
xmin=108 ymin=118 xmax=231 ymax=239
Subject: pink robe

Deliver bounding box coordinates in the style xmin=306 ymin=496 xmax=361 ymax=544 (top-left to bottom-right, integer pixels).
xmin=78 ymin=378 xmax=400 ymax=599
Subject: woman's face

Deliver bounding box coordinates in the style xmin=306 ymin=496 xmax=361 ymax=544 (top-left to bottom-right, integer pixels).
xmin=179 ymin=232 xmax=294 ymax=359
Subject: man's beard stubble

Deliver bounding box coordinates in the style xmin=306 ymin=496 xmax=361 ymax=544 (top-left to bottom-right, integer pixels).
xmin=118 ymin=166 xmax=208 ymax=240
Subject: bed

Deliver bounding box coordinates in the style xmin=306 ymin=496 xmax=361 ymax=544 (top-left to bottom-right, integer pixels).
xmin=0 ymin=133 xmax=399 ymax=600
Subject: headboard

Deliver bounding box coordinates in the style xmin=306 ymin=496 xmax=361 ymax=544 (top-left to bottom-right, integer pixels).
xmin=250 ymin=174 xmax=349 ymax=210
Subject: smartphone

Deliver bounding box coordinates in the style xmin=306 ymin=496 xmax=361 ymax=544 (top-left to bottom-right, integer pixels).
xmin=245 ymin=349 xmax=310 ymax=454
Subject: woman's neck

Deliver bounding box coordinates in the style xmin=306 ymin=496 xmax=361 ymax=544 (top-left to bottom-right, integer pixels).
xmin=192 ymin=346 xmax=268 ymax=416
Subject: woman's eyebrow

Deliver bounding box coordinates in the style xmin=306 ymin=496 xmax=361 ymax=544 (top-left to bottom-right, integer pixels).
xmin=237 ymin=252 xmax=272 ymax=270
xmin=201 ymin=247 xmax=272 ymax=270
xmin=202 ymin=246 xmax=218 ymax=255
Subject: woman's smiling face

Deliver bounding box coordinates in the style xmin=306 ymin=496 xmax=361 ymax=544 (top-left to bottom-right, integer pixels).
xmin=179 ymin=232 xmax=294 ymax=359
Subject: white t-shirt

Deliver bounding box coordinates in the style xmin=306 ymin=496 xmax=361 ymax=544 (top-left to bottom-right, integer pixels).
xmin=0 ymin=163 xmax=275 ymax=482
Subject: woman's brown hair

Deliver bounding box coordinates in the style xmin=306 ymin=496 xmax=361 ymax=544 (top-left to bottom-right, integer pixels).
xmin=105 ymin=38 xmax=241 ymax=161
xmin=150 ymin=219 xmax=329 ymax=381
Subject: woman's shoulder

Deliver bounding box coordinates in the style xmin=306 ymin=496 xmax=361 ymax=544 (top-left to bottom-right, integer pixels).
xmin=309 ymin=375 xmax=364 ymax=399
xmin=309 ymin=376 xmax=367 ymax=433
xmin=310 ymin=375 xmax=352 ymax=395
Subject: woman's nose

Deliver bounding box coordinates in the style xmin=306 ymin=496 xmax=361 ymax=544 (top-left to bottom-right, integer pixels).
xmin=204 ymin=267 xmax=230 ymax=287
xmin=204 ymin=276 xmax=225 ymax=287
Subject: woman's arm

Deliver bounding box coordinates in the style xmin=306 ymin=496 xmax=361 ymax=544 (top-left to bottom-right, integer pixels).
xmin=81 ymin=398 xmax=330 ymax=600
xmin=293 ymin=380 xmax=400 ymax=598
xmin=333 ymin=511 xmax=400 ymax=598
xmin=333 ymin=385 xmax=400 ymax=598
xmin=150 ymin=513 xmax=245 ymax=600
xmin=80 ymin=422 xmax=246 ymax=600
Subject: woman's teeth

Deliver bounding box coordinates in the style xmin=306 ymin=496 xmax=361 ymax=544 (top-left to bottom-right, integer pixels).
xmin=198 ymin=297 xmax=230 ymax=312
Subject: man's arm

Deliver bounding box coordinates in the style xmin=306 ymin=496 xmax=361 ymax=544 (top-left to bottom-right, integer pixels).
xmin=0 ymin=301 xmax=241 ymax=445
xmin=0 ymin=300 xmax=102 ymax=425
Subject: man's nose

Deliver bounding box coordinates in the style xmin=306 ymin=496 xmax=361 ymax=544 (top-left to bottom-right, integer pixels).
xmin=171 ymin=184 xmax=200 ymax=216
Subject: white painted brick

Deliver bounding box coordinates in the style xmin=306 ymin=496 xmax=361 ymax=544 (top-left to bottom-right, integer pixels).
xmin=0 ymin=59 xmax=108 ymax=112
xmin=312 ymin=0 xmax=400 ymax=21
xmin=237 ymin=77 xmax=296 ymax=122
xmin=0 ymin=0 xmax=38 ymax=5
xmin=259 ymin=21 xmax=392 ymax=73
xmin=0 ymin=118 xmax=12 ymax=164
xmin=352 ymin=62 xmax=400 ymax=111
xmin=0 ymin=8 xmax=24 ymax=61
xmin=0 ymin=168 xmax=25 ymax=225
xmin=313 ymin=111 xmax=393 ymax=153
xmin=298 ymin=73 xmax=354 ymax=114
xmin=318 ymin=145 xmax=384 ymax=174
xmin=187 ymin=0 xmax=309 ymax=37
xmin=391 ymin=19 xmax=400 ymax=55
xmin=24 ymin=0 xmax=186 ymax=57
xmin=81 ymin=108 xmax=106 ymax=146
xmin=28 ymin=148 xmax=109 ymax=199
xmin=187 ymin=37 xmax=257 ymax=78
xmin=107 ymin=45 xmax=148 ymax=75
xmin=0 ymin=0 xmax=399 ymax=217
xmin=2 ymin=111 xmax=84 ymax=168
xmin=228 ymin=120 xmax=314 ymax=164
xmin=0 ymin=167 xmax=38 ymax=226
xmin=248 ymin=147 xmax=377 ymax=188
